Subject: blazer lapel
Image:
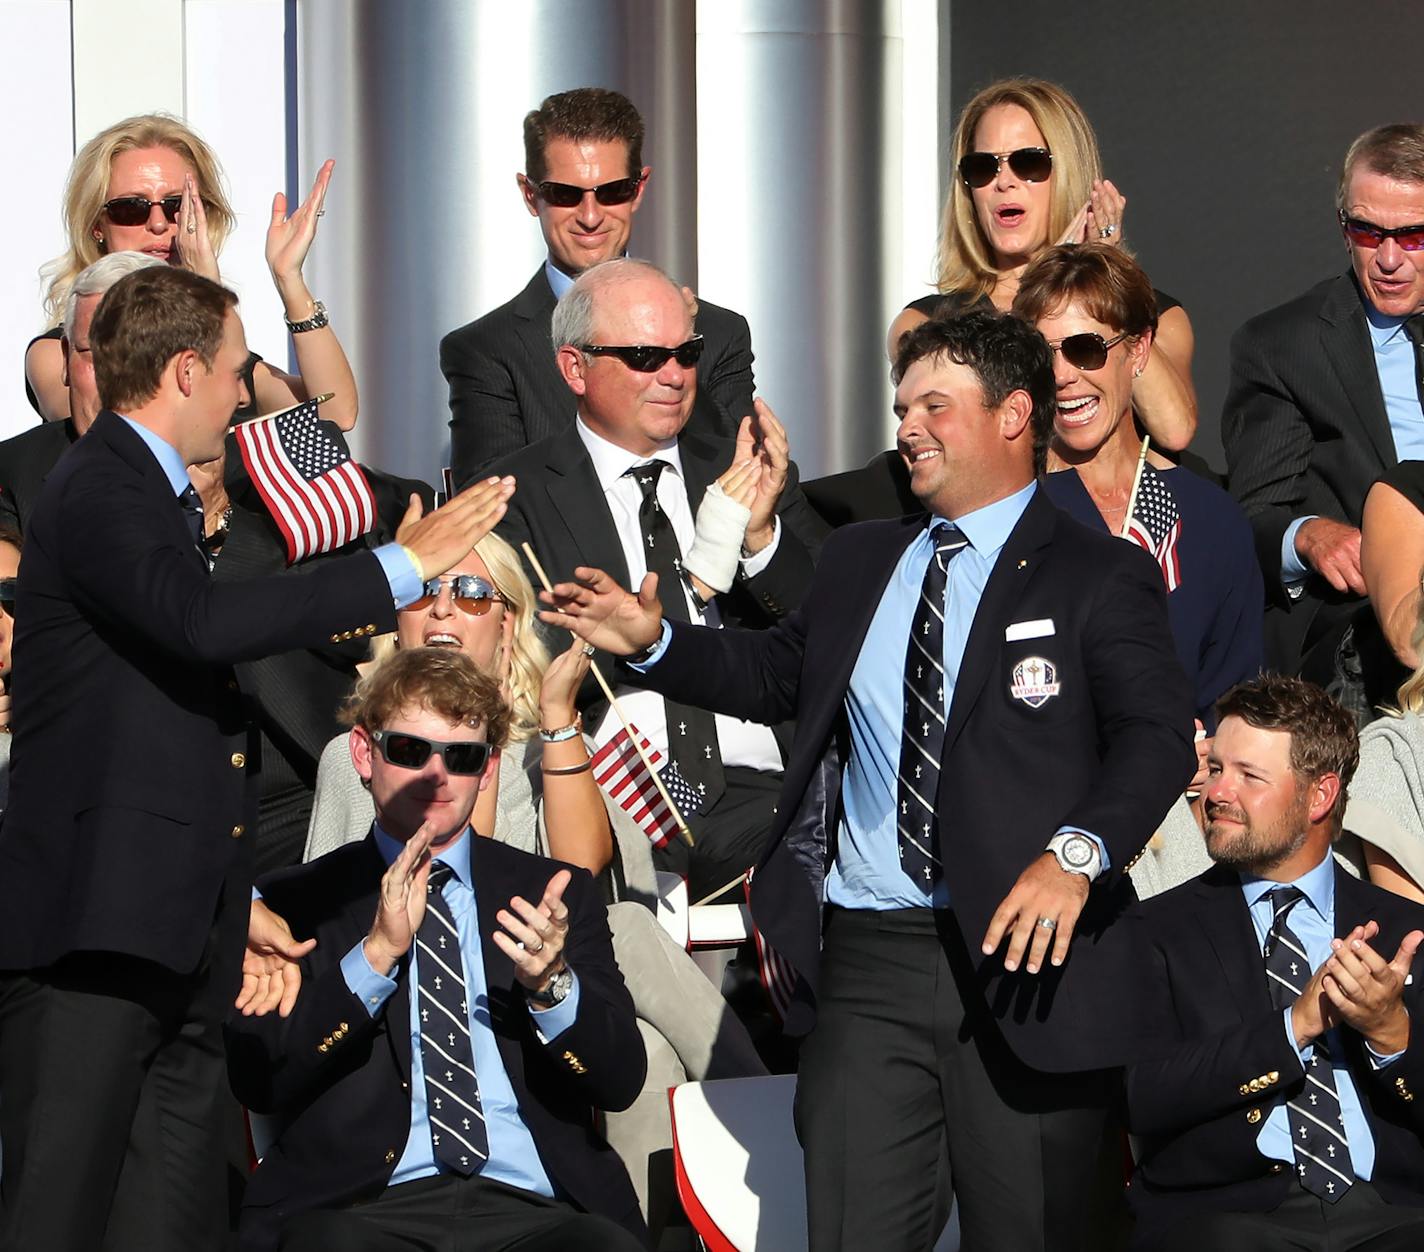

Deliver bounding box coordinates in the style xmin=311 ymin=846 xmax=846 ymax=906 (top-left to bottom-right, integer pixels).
xmin=542 ymin=437 xmax=631 ymax=587
xmin=1318 ymin=272 xmax=1396 ymax=468
xmin=943 ymin=489 xmax=1056 ymax=755
xmin=677 ymin=427 xmax=723 ymax=514
xmin=1192 ymin=863 xmax=1271 ymax=1011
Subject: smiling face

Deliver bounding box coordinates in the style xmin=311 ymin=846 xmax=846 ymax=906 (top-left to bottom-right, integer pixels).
xmin=1343 ymin=166 xmax=1424 ymax=317
xmin=351 ymin=702 xmax=494 ymax=847
xmin=1033 ymin=298 xmax=1149 ymax=462
xmin=969 ymin=104 xmax=1054 ymax=270
xmin=97 ymin=146 xmax=194 ymax=264
xmin=520 ymin=136 xmax=648 ymax=277
xmin=395 ymin=551 xmax=513 ymax=672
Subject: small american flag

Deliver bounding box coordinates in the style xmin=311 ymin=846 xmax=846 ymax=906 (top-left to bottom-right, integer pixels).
xmin=233 ymin=399 xmax=376 ymax=564
xmin=591 ymin=724 xmax=700 ymax=848
xmin=745 ymin=868 xmax=798 ymax=1022
xmin=1123 ymin=465 xmax=1182 ymax=591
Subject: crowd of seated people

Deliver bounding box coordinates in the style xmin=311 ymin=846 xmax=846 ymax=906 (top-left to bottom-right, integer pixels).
xmin=0 ymin=67 xmax=1423 ymax=1252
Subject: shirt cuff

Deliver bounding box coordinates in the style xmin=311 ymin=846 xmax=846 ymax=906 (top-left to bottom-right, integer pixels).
xmin=739 ymin=516 xmax=782 ymax=578
xmin=373 ymin=542 xmax=425 ymax=609
xmin=1280 ymin=517 xmax=1317 ymax=587
xmin=341 ymin=938 xmax=398 ymax=1018
xmin=1052 ymin=827 xmax=1111 ymax=875
xmin=1282 ymin=1006 xmax=1314 ymax=1064
xmin=1366 ymin=1040 xmax=1406 ymax=1068
xmin=626 ymin=620 xmax=674 ymax=671
xmin=528 ymin=972 xmax=580 ymax=1041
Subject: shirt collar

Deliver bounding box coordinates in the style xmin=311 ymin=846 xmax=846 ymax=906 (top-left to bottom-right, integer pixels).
xmin=576 ymin=416 xmax=683 ymax=496
xmin=1364 ymin=298 xmax=1410 ymax=344
xmin=544 ymin=259 xmax=576 ymax=301
xmin=1240 ymin=847 xmax=1335 ymax=923
xmin=115 ymin=414 xmax=193 ymax=497
xmin=933 ymin=480 xmax=1036 ymax=560
xmin=373 ymin=821 xmax=473 ymax=889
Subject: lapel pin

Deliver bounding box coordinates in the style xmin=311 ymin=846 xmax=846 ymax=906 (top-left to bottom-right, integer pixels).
xmin=1016 ymin=559 xmax=1027 ymax=569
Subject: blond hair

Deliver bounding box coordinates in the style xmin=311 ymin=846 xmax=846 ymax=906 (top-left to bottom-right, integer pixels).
xmin=936 ymin=78 xmax=1102 ymax=303
xmin=1395 ymin=584 xmax=1424 ymax=716
xmin=372 ymin=532 xmax=551 ymax=744
xmin=41 ymin=113 xmax=236 ymax=325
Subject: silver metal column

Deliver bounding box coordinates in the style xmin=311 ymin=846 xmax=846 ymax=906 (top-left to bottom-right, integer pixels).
xmin=297 ymin=0 xmax=698 ymax=481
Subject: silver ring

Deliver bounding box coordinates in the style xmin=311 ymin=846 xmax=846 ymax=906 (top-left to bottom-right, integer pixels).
xmin=316 ymin=209 xmax=326 ymax=217
xmin=1036 ymin=916 xmax=1057 ymax=931
xmin=527 ymin=940 xmax=545 ymax=954
xmin=186 ymin=221 xmax=196 ymax=234
xmin=516 ymin=940 xmax=525 ymax=950
xmin=1098 ymin=224 xmax=1117 ymax=239
xmin=581 ymin=642 xmax=595 ymax=656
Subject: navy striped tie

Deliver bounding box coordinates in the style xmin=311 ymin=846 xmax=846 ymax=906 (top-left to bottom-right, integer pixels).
xmin=896 ymin=523 xmax=968 ymax=889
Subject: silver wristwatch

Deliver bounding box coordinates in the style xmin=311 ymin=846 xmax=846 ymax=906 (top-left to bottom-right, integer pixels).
xmin=528 ymin=966 xmax=573 ymax=1010
xmin=1046 ymin=832 xmax=1102 ymax=881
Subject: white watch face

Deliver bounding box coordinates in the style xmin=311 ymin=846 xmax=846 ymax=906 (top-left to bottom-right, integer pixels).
xmin=1062 ymin=836 xmax=1095 ymax=868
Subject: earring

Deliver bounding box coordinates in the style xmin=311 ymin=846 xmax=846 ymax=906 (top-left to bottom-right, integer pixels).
xmin=1133 ymin=367 xmax=1143 ymax=379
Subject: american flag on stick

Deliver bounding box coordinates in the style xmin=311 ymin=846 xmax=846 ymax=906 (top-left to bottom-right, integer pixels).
xmin=745 ymin=869 xmax=798 ymax=1022
xmin=592 ymin=725 xmax=701 ymax=849
xmin=233 ymin=396 xmax=375 ymax=564
xmin=1122 ymin=464 xmax=1182 ymax=591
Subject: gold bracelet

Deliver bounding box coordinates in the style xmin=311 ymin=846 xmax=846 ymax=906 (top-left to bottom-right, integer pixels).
xmin=400 ymin=545 xmax=426 ymax=584
xmin=541 ymin=759 xmax=592 ymax=776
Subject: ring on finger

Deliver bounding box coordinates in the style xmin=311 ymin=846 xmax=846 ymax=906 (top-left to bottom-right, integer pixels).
xmin=1098 ymin=224 xmax=1117 ymax=239
xmin=581 ymin=642 xmax=595 ymax=656
xmin=1036 ymin=916 xmax=1057 ymax=931
xmin=527 ymin=939 xmax=545 ymax=954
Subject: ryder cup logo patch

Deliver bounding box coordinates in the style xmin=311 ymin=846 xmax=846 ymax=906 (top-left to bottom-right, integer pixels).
xmin=1010 ymin=656 xmax=1060 ymax=708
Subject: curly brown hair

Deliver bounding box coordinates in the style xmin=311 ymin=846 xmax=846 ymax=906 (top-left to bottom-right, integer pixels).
xmin=343 ymin=646 xmax=511 ymax=750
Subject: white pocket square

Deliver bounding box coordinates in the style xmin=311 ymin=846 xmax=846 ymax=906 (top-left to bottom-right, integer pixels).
xmin=1005 ymin=618 xmax=1055 ymax=642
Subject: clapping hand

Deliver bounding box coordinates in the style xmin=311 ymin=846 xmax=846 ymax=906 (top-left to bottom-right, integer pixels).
xmin=238 ymin=897 xmax=318 ymax=1018
xmin=540 ymin=567 xmax=664 ymax=657
xmin=494 ymin=869 xmax=573 ymax=995
xmin=267 ymin=159 xmax=334 ymax=287
xmin=1321 ymin=923 xmax=1422 ymax=1055
xmin=364 ymin=820 xmax=439 ymax=975
xmin=736 ymin=399 xmax=791 ymax=554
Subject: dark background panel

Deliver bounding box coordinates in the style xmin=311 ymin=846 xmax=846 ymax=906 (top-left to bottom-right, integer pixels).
xmin=949 ymin=1 xmax=1421 ymax=472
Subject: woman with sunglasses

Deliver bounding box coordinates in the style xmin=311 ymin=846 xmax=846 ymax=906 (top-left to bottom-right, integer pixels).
xmin=25 ymin=112 xmax=358 ymax=430
xmin=1012 ymin=244 xmax=1262 ymax=728
xmin=888 ymin=77 xmax=1197 ymax=452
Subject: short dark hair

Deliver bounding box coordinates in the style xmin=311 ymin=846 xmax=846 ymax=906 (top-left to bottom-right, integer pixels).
xmin=90 ymin=266 xmax=238 ymax=413
xmin=1216 ymin=675 xmax=1359 ymax=826
xmin=523 ymin=87 xmax=644 ymax=184
xmin=343 ymin=646 xmax=511 ymax=751
xmin=891 ymin=309 xmax=1056 ymax=475
xmin=1339 ymin=123 xmax=1424 ymax=209
xmin=1011 ymin=243 xmax=1159 ymax=340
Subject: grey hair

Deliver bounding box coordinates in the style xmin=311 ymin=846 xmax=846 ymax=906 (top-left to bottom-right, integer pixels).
xmin=63 ymin=252 xmax=167 ymax=341
xmin=549 ymin=257 xmax=680 ymax=351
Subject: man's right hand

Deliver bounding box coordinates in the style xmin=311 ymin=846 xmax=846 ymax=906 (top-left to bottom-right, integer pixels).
xmin=1295 ymin=517 xmax=1365 ymax=595
xmin=539 ymin=567 xmax=664 ymax=657
xmin=364 ymin=821 xmax=439 ymax=975
xmin=396 ymin=476 xmax=515 ymax=580
xmin=1291 ymin=922 xmax=1375 ymax=1047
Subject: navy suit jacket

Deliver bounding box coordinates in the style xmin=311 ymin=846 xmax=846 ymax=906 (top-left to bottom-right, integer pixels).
xmin=0 ymin=412 xmax=397 ymax=974
xmin=630 ymin=489 xmax=1196 ymax=1072
xmin=226 ymin=832 xmax=646 ymax=1250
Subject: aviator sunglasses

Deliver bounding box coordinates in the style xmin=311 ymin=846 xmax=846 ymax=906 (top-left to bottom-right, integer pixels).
xmin=1046 ymin=331 xmax=1129 ymax=371
xmin=370 ymin=730 xmax=491 ymax=775
xmin=578 ymin=336 xmax=705 ymax=372
xmin=1339 ymin=211 xmax=1424 ymax=252
xmin=101 ymin=194 xmax=189 ymax=226
xmin=409 ymin=575 xmax=508 ymax=616
xmin=527 ymin=173 xmax=645 ymax=208
xmin=958 ymin=147 xmax=1053 ymax=189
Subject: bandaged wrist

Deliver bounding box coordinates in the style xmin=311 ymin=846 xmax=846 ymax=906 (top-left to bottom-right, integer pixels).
xmin=684 ymin=481 xmax=751 ymax=593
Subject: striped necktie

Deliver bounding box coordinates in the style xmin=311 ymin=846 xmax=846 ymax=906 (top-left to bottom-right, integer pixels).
xmin=416 ymin=861 xmax=488 ymax=1174
xmin=1263 ymin=886 xmax=1355 ymax=1201
xmin=896 ymin=523 xmax=968 ymax=889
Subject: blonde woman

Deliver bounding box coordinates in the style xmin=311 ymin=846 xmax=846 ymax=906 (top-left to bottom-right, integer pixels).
xmin=887 ymin=77 xmax=1196 ymax=451
xmin=26 ymin=112 xmax=357 ymax=429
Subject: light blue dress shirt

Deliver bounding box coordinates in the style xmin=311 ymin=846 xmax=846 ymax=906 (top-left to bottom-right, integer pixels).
xmin=1241 ymin=852 xmax=1401 ymax=1179
xmin=341 ymin=825 xmax=581 ymax=1193
xmin=115 ymin=413 xmax=422 ymax=606
xmin=1279 ymin=301 xmax=1422 ymax=584
xmin=545 ymin=260 xmax=576 ymax=301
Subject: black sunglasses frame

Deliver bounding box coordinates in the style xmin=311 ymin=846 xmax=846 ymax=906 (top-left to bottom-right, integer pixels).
xmin=578 ymin=336 xmax=705 ymax=373
xmin=101 ymin=194 xmax=185 ymax=226
xmin=528 ymin=174 xmax=645 ymax=208
xmin=1338 ymin=211 xmax=1424 ymax=252
xmin=1047 ymin=331 xmax=1129 ymax=372
xmin=370 ymin=730 xmax=492 ymax=775
xmin=958 ymin=147 xmax=1053 ymax=190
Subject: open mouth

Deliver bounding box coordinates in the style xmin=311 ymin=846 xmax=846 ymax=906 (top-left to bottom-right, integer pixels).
xmin=424 ymin=633 xmax=461 ymax=648
xmin=1056 ymin=396 xmax=1099 ymax=426
xmin=994 ymin=205 xmax=1026 ymax=227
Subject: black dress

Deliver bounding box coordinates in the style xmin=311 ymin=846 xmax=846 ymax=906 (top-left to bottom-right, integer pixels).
xmin=903 ymin=286 xmax=1183 ymax=320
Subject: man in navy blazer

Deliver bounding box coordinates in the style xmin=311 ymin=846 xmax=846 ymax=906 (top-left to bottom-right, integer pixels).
xmin=1127 ymin=675 xmax=1424 ymax=1252
xmin=0 ymin=266 xmax=516 ymax=1252
xmin=227 ymin=647 xmax=645 ymax=1251
xmin=541 ymin=310 xmax=1196 ymax=1250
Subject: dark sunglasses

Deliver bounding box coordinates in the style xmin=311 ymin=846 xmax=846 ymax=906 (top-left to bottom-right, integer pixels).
xmin=958 ymin=147 xmax=1053 ymax=189
xmin=528 ymin=174 xmax=645 ymax=208
xmin=371 ymin=730 xmax=491 ymax=775
xmin=101 ymin=194 xmax=185 ymax=226
xmin=579 ymin=336 xmax=705 ymax=372
xmin=1339 ymin=211 xmax=1424 ymax=253
xmin=0 ymin=579 xmax=14 ymax=618
xmin=408 ymin=575 xmax=507 ymax=616
xmin=1046 ymin=331 xmax=1129 ymax=371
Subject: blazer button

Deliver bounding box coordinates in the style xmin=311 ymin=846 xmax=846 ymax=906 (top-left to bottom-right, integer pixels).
xmin=1267 ymin=1071 xmax=1279 ymax=1083
xmin=231 ymin=752 xmax=246 ymax=768
xmin=1247 ymin=1108 xmax=1263 ymax=1125
xmin=330 ymin=634 xmax=341 ymax=644
xmin=230 ymin=825 xmax=244 ymax=839
xmin=1268 ymin=1161 xmax=1283 ymax=1172
xmin=1239 ymin=1084 xmax=1250 ymax=1096
xmin=384 ymin=1149 xmax=396 ymax=1164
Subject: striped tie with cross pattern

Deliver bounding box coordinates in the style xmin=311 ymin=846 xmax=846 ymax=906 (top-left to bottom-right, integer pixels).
xmin=897 ymin=523 xmax=968 ymax=889
xmin=417 ymin=861 xmax=488 ymax=1174
xmin=1263 ymin=885 xmax=1355 ymax=1201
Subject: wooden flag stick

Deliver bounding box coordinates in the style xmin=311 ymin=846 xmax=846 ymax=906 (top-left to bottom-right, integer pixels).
xmin=520 ymin=542 xmax=695 ymax=848
xmin=252 ymin=392 xmax=336 ymax=422
xmin=1120 ymin=434 xmax=1152 ymax=539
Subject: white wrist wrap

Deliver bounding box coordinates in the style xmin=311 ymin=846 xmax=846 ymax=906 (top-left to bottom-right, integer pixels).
xmin=684 ymin=481 xmax=751 ymax=593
